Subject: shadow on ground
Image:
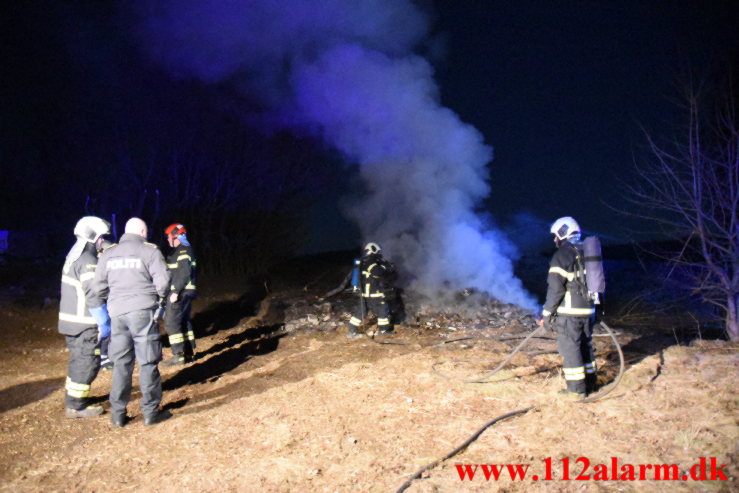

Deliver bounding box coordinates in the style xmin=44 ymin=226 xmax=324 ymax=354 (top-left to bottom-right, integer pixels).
xmin=163 ymin=323 xmax=285 ymax=392
xmin=191 ymin=283 xmax=268 ymax=337
xmin=0 ymin=377 xmax=64 ymax=413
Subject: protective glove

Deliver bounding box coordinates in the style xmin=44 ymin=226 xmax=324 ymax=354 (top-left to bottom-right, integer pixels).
xmin=543 ymin=314 xmax=555 ymax=332
xmin=154 ymin=297 xmax=166 ymax=320
xmin=89 ymin=304 xmax=111 ymax=340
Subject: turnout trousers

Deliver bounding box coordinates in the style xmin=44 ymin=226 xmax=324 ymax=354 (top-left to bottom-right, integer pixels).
xmin=164 ymin=293 xmax=196 ymax=357
xmin=555 ymin=315 xmax=596 ymax=394
xmin=64 ymin=326 xmax=101 ymax=410
xmin=109 ymin=309 xmax=163 ymax=421
xmin=348 ymin=296 xmax=392 ymax=333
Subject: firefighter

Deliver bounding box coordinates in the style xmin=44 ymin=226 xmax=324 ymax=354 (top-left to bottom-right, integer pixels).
xmin=537 ymin=217 xmax=597 ymax=397
xmin=162 ymin=223 xmax=197 ymax=366
xmin=92 ymin=217 xmax=172 ymax=427
xmin=58 ymin=216 xmax=111 ymax=418
xmin=347 ymin=242 xmax=396 ymax=338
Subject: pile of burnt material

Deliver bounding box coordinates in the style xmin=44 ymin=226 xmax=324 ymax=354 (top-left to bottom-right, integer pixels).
xmin=279 ymin=287 xmax=537 ymax=335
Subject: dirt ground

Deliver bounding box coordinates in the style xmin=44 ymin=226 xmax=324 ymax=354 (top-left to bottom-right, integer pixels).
xmin=0 ymin=279 xmax=737 ymax=492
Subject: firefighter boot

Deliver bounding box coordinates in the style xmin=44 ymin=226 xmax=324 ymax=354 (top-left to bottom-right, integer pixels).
xmin=66 ymin=404 xmax=104 ymax=419
xmin=162 ymin=354 xmax=186 ymax=366
xmin=346 ymin=329 xmax=363 ymax=339
xmin=558 ymin=389 xmax=586 ymax=400
xmin=378 ymin=324 xmax=394 ymax=335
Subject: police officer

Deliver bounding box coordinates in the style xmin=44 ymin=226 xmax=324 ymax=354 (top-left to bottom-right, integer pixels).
xmin=347 ymin=242 xmax=396 ymax=338
xmin=537 ymin=217 xmax=597 ymax=397
xmin=92 ymin=217 xmax=171 ymax=427
xmin=162 ymin=223 xmax=197 ymax=366
xmin=58 ymin=216 xmax=111 ymax=418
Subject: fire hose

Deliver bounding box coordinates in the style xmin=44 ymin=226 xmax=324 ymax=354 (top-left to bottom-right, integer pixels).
xmin=396 ymin=321 xmax=624 ymax=492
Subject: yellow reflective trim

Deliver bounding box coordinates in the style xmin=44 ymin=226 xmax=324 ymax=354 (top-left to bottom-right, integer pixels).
xmin=94 ymin=348 xmax=101 ymax=356
xmin=349 ymin=317 xmax=361 ymax=326
xmin=61 ymin=275 xmax=81 ymax=287
xmin=169 ymin=334 xmax=185 ymax=344
xmin=66 ymin=377 xmax=91 ymax=392
xmin=185 ymin=282 xmax=196 ymax=289
xmin=549 ymin=266 xmax=574 ymax=281
xmin=66 ymin=388 xmax=89 ymax=398
xmin=563 ymin=367 xmax=586 ymax=380
xmin=177 ymin=255 xmax=191 ymax=262
xmin=59 ymin=312 xmax=96 ymax=325
xmin=542 ymin=309 xmax=551 ymax=316
xmin=362 ymin=263 xmax=378 ymax=277
xmin=186 ymin=331 xmax=195 ymax=340
xmin=61 ymin=275 xmax=87 ymax=317
xmin=364 ymin=293 xmax=384 ymax=298
xmin=377 ymin=318 xmax=390 ymax=325
xmin=79 ymin=272 xmax=96 ymax=282
xmin=167 ymin=263 xmax=178 ymax=269
xmin=557 ymin=307 xmax=595 ymax=315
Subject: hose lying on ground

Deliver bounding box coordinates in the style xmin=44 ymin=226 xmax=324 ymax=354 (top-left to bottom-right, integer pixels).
xmin=432 ymin=325 xmax=547 ymax=383
xmin=396 ymin=322 xmax=624 ymax=492
xmin=394 ymin=406 xmax=535 ymax=493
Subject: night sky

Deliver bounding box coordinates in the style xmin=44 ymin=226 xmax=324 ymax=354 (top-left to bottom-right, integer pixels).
xmin=2 ymin=0 xmax=737 ymax=266
xmin=430 ymin=0 xmax=738 ymax=243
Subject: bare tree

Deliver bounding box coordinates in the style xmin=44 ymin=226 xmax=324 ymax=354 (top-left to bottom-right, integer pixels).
xmin=627 ymin=77 xmax=738 ymax=340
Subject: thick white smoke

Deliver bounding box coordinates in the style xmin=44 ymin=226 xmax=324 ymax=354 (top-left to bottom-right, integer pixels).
xmin=131 ymin=0 xmax=537 ymax=309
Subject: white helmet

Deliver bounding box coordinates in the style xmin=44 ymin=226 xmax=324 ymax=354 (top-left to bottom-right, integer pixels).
xmin=550 ymin=216 xmax=580 ymax=241
xmin=363 ymin=242 xmax=382 ymax=255
xmin=74 ymin=216 xmax=111 ymax=243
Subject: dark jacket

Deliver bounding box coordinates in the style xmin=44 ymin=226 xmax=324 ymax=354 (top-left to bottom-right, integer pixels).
xmin=542 ymin=240 xmax=594 ymax=318
xmin=58 ymin=243 xmax=100 ymax=335
xmin=166 ymin=243 xmax=197 ymax=296
xmin=360 ymin=254 xmax=395 ymax=298
xmin=92 ymin=234 xmax=170 ymax=317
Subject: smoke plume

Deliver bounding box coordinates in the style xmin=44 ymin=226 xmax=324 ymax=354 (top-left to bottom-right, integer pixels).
xmin=131 ymin=0 xmax=536 ymax=309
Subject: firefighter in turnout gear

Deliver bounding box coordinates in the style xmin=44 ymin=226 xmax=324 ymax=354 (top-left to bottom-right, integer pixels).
xmin=58 ymin=216 xmax=112 ymax=418
xmin=347 ymin=242 xmax=396 ymax=338
xmin=162 ymin=223 xmax=197 ymax=366
xmin=92 ymin=218 xmax=172 ymax=427
xmin=537 ymin=217 xmax=597 ymax=397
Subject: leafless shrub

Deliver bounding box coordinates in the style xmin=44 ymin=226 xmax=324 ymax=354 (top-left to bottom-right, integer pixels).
xmin=625 ymin=73 xmax=738 ymax=339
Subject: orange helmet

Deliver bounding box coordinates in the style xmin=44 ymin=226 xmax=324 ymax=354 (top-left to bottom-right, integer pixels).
xmin=165 ymin=223 xmax=186 ymax=239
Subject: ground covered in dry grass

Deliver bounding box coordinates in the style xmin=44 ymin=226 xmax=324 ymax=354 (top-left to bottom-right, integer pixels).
xmin=0 ymin=287 xmax=736 ymax=492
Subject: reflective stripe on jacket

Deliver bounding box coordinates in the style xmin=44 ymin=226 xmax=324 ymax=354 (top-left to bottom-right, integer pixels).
xmin=58 ymin=243 xmax=99 ymax=335
xmin=542 ymin=240 xmax=594 ymax=317
xmin=166 ymin=244 xmax=197 ymax=294
xmin=360 ymin=254 xmax=391 ymax=298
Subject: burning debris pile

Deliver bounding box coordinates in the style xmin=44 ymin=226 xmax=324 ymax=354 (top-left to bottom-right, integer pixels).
xmin=278 ymin=287 xmax=537 ymax=336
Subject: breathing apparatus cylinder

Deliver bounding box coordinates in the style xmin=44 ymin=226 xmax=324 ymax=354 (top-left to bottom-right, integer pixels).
xmin=351 ymin=258 xmax=361 ymax=291
xmin=583 ymin=236 xmax=606 ymax=303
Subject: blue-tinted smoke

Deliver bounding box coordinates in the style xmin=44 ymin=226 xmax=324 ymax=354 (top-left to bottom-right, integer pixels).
xmin=131 ymin=0 xmax=536 ymax=309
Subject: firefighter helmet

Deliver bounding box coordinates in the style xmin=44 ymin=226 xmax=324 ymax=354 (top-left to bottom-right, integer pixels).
xmin=363 ymin=242 xmax=382 ymax=255
xmin=550 ymin=216 xmax=581 ymax=241
xmin=73 ymin=216 xmax=111 ymax=243
xmin=165 ymin=223 xmax=186 ymax=239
